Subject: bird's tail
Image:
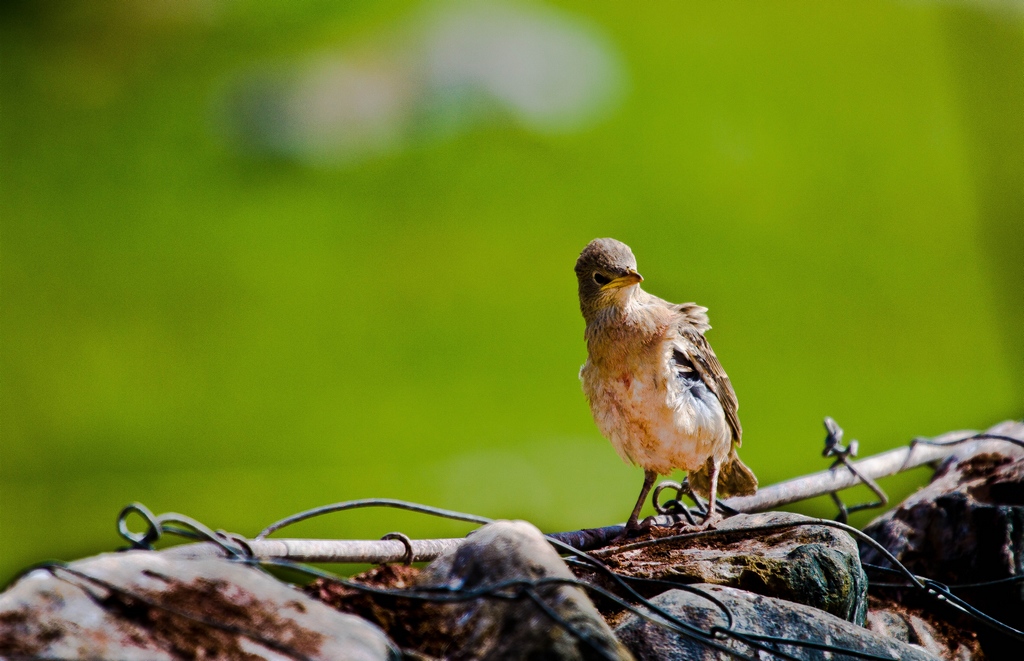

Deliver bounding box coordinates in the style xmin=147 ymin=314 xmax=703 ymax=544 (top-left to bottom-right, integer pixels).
xmin=688 ymin=446 xmax=758 ymax=499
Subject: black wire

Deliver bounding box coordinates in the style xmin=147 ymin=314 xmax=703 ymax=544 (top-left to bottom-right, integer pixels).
xmin=596 ymin=520 xmax=926 ymax=590
xmin=37 ymin=549 xmax=904 ymax=661
xmin=105 ymin=481 xmax=1024 ymax=659
xmin=587 ymin=516 xmax=1024 ymax=643
xmin=865 ymin=562 xmax=1024 ymax=590
xmin=267 ymin=558 xmax=738 ymax=658
xmin=918 ymin=578 xmax=1024 ymax=640
xmin=256 ymin=498 xmax=492 ymax=540
xmin=251 ymin=499 xmax=805 ymax=657
xmin=565 ymin=557 xmax=898 ymax=661
xmin=573 ymin=563 xmax=911 ymax=661
xmin=579 ymin=568 xmax=737 ymax=630
xmin=861 ymin=562 xmax=906 ymax=578
xmin=260 ymin=557 xmax=759 ymax=661
xmin=522 ymin=586 xmax=620 ymax=661
xmin=911 ymin=432 xmax=1024 ymax=451
xmin=120 ymin=506 xmax=630 ymax=657
xmin=542 ymin=533 xmax=761 ymax=659
xmin=257 ymin=500 xmax=1024 ymax=649
xmin=735 ymin=633 xmax=900 ymax=661
xmin=544 ymin=533 xmax=867 ymax=661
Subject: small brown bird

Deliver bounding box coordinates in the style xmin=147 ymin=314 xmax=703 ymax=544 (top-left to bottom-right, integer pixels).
xmin=575 ymin=238 xmax=757 ymax=531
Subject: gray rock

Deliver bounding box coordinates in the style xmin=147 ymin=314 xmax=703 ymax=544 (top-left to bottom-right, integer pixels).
xmin=417 ymin=519 xmax=633 ymax=661
xmin=861 ymin=422 xmax=1024 ymax=583
xmin=0 ymin=551 xmax=399 ymax=661
xmin=860 ymin=420 xmax=1024 ymax=659
xmin=866 ymin=596 xmax=984 ymax=661
xmin=615 ymin=584 xmax=940 ymax=661
xmin=600 ymin=511 xmax=867 ymax=623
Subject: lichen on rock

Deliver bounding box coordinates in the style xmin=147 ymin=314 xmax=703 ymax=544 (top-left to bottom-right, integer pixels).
xmin=594 ymin=511 xmax=868 ymax=623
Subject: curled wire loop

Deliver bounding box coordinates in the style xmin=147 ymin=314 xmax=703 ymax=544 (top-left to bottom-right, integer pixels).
xmin=652 ymin=480 xmax=700 ymax=525
xmin=117 ymin=502 xmax=161 ymax=548
xmin=381 ymin=532 xmax=415 ymax=566
xmin=117 ymin=501 xmax=251 ymax=560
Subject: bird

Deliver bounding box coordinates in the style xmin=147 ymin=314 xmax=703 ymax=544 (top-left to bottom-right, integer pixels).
xmin=574 ymin=238 xmax=757 ymax=532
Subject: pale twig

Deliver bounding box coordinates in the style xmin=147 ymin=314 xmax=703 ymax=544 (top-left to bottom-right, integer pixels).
xmin=162 ymin=422 xmax=1023 ymax=565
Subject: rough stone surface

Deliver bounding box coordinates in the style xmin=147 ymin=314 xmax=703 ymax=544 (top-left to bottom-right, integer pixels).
xmin=597 ymin=511 xmax=868 ymax=623
xmin=860 ymin=421 xmax=1024 ymax=658
xmin=866 ymin=596 xmax=984 ymax=661
xmin=417 ymin=519 xmax=633 ymax=661
xmin=615 ymin=584 xmax=940 ymax=661
xmin=0 ymin=551 xmax=399 ymax=661
xmin=306 ymin=563 xmax=454 ymax=658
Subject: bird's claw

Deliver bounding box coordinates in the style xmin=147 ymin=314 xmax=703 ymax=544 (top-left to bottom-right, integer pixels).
xmin=670 ymin=510 xmax=722 ymax=532
xmin=697 ymin=510 xmax=723 ymax=530
xmin=613 ymin=515 xmax=658 ymax=543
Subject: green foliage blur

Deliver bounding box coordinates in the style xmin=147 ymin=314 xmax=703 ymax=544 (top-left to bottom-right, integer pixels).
xmin=2 ymin=0 xmax=1022 ymax=584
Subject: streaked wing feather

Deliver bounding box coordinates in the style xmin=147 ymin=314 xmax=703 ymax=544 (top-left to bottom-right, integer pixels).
xmin=673 ymin=302 xmax=710 ymax=332
xmin=676 ymin=327 xmax=742 ymax=444
xmin=649 ymin=295 xmax=712 ymax=332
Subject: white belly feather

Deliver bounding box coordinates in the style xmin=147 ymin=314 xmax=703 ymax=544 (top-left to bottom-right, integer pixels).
xmin=581 ymin=341 xmax=732 ymax=475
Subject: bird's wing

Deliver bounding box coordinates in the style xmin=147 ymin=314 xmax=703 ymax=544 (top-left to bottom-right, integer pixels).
xmin=672 ymin=302 xmax=711 ymax=332
xmin=648 ymin=295 xmax=712 ymax=332
xmin=672 ymin=326 xmax=742 ymax=444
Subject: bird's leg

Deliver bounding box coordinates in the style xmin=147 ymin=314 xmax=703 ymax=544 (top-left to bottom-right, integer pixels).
xmin=625 ymin=469 xmax=658 ymax=533
xmin=701 ymin=458 xmax=722 ymax=529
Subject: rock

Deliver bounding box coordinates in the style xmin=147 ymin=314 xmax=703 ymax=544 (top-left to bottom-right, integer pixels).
xmin=860 ymin=421 xmax=1024 ymax=658
xmin=306 ymin=563 xmax=452 ymax=657
xmin=615 ymin=584 xmax=940 ymax=661
xmin=0 ymin=551 xmax=399 ymax=661
xmin=866 ymin=596 xmax=984 ymax=661
xmin=596 ymin=511 xmax=867 ymax=623
xmin=416 ymin=519 xmax=633 ymax=661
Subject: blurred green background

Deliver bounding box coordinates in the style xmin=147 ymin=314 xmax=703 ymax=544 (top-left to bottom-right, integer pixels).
xmin=2 ymin=0 xmax=1022 ymax=585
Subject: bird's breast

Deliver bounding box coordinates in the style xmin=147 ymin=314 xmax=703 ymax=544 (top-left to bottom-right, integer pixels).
xmin=581 ymin=338 xmax=731 ymax=474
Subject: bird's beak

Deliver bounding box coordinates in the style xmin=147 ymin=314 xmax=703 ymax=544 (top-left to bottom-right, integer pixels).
xmin=603 ymin=269 xmax=644 ymax=290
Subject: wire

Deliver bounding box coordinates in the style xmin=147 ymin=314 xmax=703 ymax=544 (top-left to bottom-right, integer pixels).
xmin=84 ymin=422 xmax=1023 ymax=660
xmin=256 ymin=498 xmax=493 ymax=540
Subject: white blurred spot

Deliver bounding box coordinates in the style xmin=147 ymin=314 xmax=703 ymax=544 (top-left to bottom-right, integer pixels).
xmin=220 ymin=0 xmax=626 ymax=165
xmin=420 ymin=2 xmax=623 ymax=133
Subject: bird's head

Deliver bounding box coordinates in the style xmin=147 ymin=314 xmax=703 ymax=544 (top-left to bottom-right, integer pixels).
xmin=575 ymin=238 xmax=644 ymax=321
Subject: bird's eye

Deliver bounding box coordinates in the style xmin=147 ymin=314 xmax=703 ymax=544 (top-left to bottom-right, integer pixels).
xmin=593 ymin=273 xmax=611 ymax=286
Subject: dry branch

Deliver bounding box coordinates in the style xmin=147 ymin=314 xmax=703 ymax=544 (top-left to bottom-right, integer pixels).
xmin=164 ymin=423 xmax=1023 ymax=565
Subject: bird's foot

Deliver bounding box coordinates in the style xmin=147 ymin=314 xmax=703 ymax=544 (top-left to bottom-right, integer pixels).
xmin=696 ymin=510 xmax=723 ymax=530
xmin=668 ymin=510 xmax=722 ymax=533
xmin=639 ymin=515 xmax=659 ymax=531
xmin=612 ymin=516 xmax=657 ymax=543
